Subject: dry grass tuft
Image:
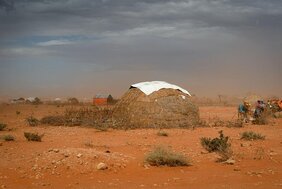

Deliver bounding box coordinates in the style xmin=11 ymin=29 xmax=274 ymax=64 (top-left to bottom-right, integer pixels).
xmin=241 ymin=131 xmax=265 ymax=140
xmin=200 ymin=130 xmax=233 ymax=161
xmin=0 ymin=123 xmax=7 ymax=131
xmin=26 ymin=116 xmax=40 ymax=127
xmin=24 ymin=132 xmax=44 ymax=142
xmin=2 ymin=135 xmax=15 ymax=141
xmin=145 ymin=146 xmax=190 ymax=167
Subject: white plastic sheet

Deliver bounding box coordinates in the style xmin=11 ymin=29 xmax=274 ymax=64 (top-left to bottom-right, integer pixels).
xmin=131 ymin=81 xmax=191 ymax=96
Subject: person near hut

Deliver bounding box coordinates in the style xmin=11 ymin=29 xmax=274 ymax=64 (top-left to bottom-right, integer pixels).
xmin=238 ymin=101 xmax=251 ymax=122
xmin=254 ymin=100 xmax=265 ymax=118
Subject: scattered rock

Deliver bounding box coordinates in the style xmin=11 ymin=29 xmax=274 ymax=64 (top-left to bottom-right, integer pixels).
xmin=200 ymin=150 xmax=208 ymax=154
xmin=77 ymin=153 xmax=82 ymax=158
xmin=105 ymin=150 xmax=111 ymax=153
xmin=240 ymin=143 xmax=251 ymax=147
xmin=64 ymin=153 xmax=70 ymax=158
xmin=97 ymin=162 xmax=108 ymax=170
xmin=233 ymin=168 xmax=241 ymax=171
xmin=224 ymin=159 xmax=235 ymax=165
xmin=0 ymin=142 xmax=3 ymax=146
xmin=53 ymin=149 xmax=59 ymax=153
xmin=269 ymin=152 xmax=278 ymax=156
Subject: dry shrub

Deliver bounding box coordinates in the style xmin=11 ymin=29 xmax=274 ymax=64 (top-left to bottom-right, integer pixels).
xmin=26 ymin=116 xmax=40 ymax=126
xmin=209 ymin=117 xmax=243 ymax=128
xmin=241 ymin=131 xmax=265 ymax=140
xmin=145 ymin=146 xmax=190 ymax=167
xmin=226 ymin=120 xmax=243 ymax=128
xmin=274 ymin=112 xmax=282 ymax=118
xmin=40 ymin=115 xmax=65 ymax=126
xmin=40 ymin=106 xmax=112 ymax=129
xmin=200 ymin=130 xmax=232 ymax=161
xmin=210 ymin=117 xmax=225 ymax=127
xmin=2 ymin=135 xmax=15 ymax=141
xmin=252 ymin=113 xmax=269 ymax=125
xmin=0 ymin=123 xmax=7 ymax=131
xmin=24 ymin=132 xmax=44 ymax=142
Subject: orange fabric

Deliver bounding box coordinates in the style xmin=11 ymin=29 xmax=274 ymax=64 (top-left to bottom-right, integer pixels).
xmin=93 ymin=98 xmax=107 ymax=106
xmin=278 ymin=100 xmax=282 ymax=109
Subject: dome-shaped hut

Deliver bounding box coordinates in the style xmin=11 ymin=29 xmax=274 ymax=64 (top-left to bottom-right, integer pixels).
xmin=112 ymin=81 xmax=199 ymax=129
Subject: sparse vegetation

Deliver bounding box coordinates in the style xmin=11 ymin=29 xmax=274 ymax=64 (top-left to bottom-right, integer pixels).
xmin=200 ymin=130 xmax=232 ymax=161
xmin=226 ymin=120 xmax=243 ymax=128
xmin=252 ymin=113 xmax=269 ymax=125
xmin=40 ymin=115 xmax=65 ymax=126
xmin=241 ymin=131 xmax=265 ymax=140
xmin=24 ymin=132 xmax=44 ymax=142
xmin=0 ymin=123 xmax=7 ymax=131
xmin=3 ymin=135 xmax=15 ymax=141
xmin=145 ymin=146 xmax=190 ymax=167
xmin=157 ymin=130 xmax=168 ymax=137
xmin=273 ymin=112 xmax=282 ymax=119
xmin=26 ymin=116 xmax=40 ymax=126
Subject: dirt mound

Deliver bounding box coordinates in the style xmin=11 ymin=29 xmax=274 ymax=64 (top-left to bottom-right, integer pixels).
xmin=112 ymin=88 xmax=199 ymax=129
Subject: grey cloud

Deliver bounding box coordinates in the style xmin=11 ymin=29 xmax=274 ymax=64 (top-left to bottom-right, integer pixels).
xmin=0 ymin=0 xmax=14 ymax=11
xmin=1 ymin=0 xmax=281 ymax=39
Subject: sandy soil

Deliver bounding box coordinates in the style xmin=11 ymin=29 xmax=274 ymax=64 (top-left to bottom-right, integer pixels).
xmin=0 ymin=104 xmax=281 ymax=189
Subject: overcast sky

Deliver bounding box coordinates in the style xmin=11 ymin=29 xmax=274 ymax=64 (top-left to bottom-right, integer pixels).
xmin=0 ymin=0 xmax=281 ymax=99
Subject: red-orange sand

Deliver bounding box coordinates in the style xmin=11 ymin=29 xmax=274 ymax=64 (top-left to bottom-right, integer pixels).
xmin=0 ymin=104 xmax=281 ymax=188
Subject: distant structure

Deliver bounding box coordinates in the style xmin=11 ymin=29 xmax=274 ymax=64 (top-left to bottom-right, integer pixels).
xmin=93 ymin=94 xmax=113 ymax=106
xmin=11 ymin=97 xmax=25 ymax=104
xmin=67 ymin=97 xmax=79 ymax=105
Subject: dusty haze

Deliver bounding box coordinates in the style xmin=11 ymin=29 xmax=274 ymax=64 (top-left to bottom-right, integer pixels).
xmin=0 ymin=0 xmax=281 ymax=100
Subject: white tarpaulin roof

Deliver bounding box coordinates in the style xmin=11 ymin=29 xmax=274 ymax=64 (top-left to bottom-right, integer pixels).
xmin=131 ymin=81 xmax=191 ymax=96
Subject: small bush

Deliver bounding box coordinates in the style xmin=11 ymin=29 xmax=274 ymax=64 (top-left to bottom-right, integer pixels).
xmin=3 ymin=135 xmax=15 ymax=141
xmin=40 ymin=115 xmax=65 ymax=126
xmin=157 ymin=130 xmax=168 ymax=137
xmin=200 ymin=130 xmax=232 ymax=161
xmin=26 ymin=116 xmax=40 ymax=126
xmin=0 ymin=123 xmax=7 ymax=131
xmin=241 ymin=131 xmax=265 ymax=140
xmin=226 ymin=120 xmax=243 ymax=128
xmin=274 ymin=112 xmax=282 ymax=119
xmin=24 ymin=132 xmax=44 ymax=142
xmin=200 ymin=131 xmax=230 ymax=152
xmin=252 ymin=113 xmax=269 ymax=125
xmin=145 ymin=146 xmax=190 ymax=167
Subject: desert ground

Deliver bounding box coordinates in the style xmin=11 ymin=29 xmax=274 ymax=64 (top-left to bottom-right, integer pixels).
xmin=0 ymin=104 xmax=281 ymax=189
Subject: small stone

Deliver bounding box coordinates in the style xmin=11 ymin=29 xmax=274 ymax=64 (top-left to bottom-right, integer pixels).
xmin=77 ymin=153 xmax=82 ymax=158
xmin=0 ymin=142 xmax=3 ymax=146
xmin=224 ymin=159 xmax=235 ymax=165
xmin=269 ymin=152 xmax=278 ymax=156
xmin=53 ymin=149 xmax=59 ymax=153
xmin=97 ymin=162 xmax=108 ymax=170
xmin=233 ymin=168 xmax=241 ymax=171
xmin=200 ymin=150 xmax=208 ymax=154
xmin=64 ymin=153 xmax=70 ymax=158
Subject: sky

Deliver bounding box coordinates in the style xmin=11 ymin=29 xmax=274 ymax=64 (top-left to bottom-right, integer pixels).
xmin=0 ymin=0 xmax=281 ymax=99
